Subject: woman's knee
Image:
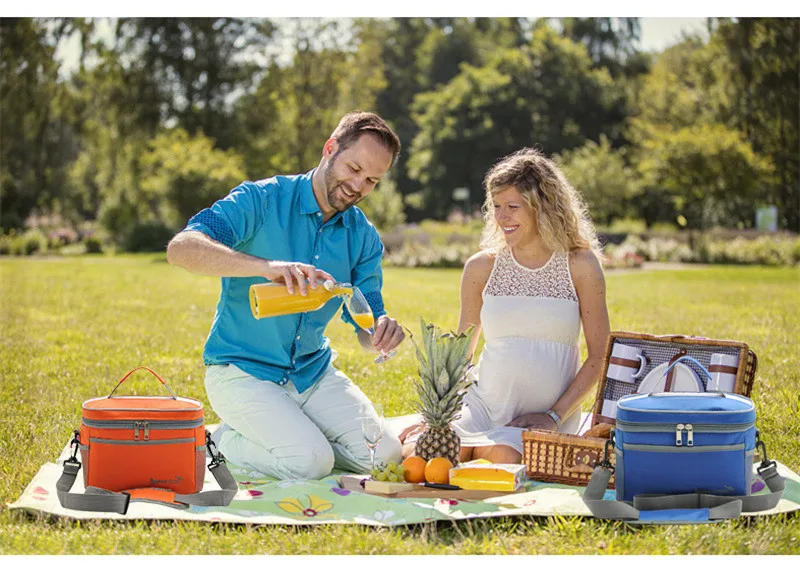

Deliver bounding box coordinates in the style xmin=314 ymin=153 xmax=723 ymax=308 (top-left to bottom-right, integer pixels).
xmin=473 ymin=444 xmax=521 ymax=464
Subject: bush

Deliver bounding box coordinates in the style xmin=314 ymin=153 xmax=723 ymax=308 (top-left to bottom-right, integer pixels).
xmin=384 ymin=242 xmax=475 ymax=269
xmin=603 ymin=243 xmax=644 ymax=269
xmin=48 ymin=227 xmax=79 ymax=249
xmin=122 ymin=221 xmax=175 ymax=253
xmin=84 ymin=236 xmax=104 ymax=254
xmin=619 ymin=234 xmax=800 ymax=266
xmin=9 ymin=229 xmax=48 ymax=256
xmin=0 ymin=234 xmax=10 ymax=255
xmin=692 ymin=236 xmax=799 ymax=266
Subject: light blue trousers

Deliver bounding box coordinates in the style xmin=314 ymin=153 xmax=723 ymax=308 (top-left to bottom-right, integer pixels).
xmin=205 ymin=364 xmax=402 ymax=480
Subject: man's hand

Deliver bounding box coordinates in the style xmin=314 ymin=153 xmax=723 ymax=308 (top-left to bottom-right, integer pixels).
xmin=506 ymin=412 xmax=559 ymax=431
xmin=263 ymin=261 xmax=335 ymax=295
xmin=371 ymin=315 xmax=405 ymax=354
xmin=398 ymin=422 xmax=426 ymax=444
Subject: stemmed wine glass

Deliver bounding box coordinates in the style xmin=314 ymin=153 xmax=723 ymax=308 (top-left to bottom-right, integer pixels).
xmin=360 ymin=403 xmax=385 ymax=473
xmin=346 ymin=287 xmax=397 ymax=364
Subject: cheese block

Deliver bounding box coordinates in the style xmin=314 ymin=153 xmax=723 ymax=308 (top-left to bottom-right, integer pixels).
xmin=363 ymin=480 xmax=418 ymax=495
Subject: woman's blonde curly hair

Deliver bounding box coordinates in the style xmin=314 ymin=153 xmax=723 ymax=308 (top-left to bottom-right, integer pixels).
xmin=480 ymin=147 xmax=601 ymax=258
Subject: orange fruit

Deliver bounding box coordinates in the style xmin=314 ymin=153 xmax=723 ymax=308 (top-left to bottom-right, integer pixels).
xmin=401 ymin=456 xmax=427 ymax=484
xmin=424 ymin=457 xmax=454 ymax=484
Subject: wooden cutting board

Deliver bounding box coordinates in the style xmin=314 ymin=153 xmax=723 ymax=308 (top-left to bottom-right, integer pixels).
xmin=338 ymin=476 xmax=524 ymax=500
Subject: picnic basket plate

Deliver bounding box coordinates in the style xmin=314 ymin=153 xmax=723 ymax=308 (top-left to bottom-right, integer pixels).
xmin=522 ymin=331 xmax=758 ymax=488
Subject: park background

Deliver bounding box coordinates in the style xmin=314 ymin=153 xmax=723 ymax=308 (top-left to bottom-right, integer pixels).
xmin=1 ymin=12 xmax=799 ymax=556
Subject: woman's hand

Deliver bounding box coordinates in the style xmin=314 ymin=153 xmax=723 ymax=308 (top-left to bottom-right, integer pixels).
xmin=398 ymin=422 xmax=426 ymax=444
xmin=506 ymin=413 xmax=559 ymax=431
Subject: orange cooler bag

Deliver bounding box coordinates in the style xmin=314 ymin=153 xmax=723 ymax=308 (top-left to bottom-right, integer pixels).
xmin=56 ymin=367 xmax=237 ymax=514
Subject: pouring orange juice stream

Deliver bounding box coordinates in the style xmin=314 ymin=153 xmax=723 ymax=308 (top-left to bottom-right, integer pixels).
xmin=249 ymin=280 xmax=395 ymax=363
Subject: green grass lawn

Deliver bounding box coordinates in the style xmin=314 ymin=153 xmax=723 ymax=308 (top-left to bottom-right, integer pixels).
xmin=1 ymin=256 xmax=798 ymax=554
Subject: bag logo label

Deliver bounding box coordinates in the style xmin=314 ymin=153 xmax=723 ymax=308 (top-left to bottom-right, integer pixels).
xmin=150 ymin=476 xmax=184 ymax=486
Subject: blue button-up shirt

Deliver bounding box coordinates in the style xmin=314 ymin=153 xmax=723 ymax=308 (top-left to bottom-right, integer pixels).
xmin=182 ymin=169 xmax=386 ymax=393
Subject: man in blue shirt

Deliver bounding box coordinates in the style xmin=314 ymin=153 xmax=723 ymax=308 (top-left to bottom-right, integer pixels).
xmin=166 ymin=111 xmax=404 ymax=480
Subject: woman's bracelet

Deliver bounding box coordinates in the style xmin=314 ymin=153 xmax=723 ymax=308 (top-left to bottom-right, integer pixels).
xmin=545 ymin=409 xmax=562 ymax=429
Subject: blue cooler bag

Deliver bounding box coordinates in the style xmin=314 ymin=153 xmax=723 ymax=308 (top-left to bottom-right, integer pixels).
xmin=583 ymin=392 xmax=784 ymax=523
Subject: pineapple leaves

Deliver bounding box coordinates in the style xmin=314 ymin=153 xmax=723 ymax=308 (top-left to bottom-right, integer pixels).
xmin=410 ymin=318 xmax=475 ymax=429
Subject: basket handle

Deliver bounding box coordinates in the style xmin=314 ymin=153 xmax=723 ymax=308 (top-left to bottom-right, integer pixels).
xmin=108 ymin=366 xmax=177 ymax=399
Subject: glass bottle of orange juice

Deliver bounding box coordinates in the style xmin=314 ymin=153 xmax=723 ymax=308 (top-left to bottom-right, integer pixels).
xmin=250 ymin=280 xmax=354 ymax=319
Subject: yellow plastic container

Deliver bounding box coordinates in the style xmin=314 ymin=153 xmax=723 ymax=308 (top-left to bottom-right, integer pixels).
xmin=250 ymin=280 xmax=353 ymax=319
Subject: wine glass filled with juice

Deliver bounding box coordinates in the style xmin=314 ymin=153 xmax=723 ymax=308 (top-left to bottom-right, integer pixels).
xmin=346 ymin=287 xmax=397 ymax=364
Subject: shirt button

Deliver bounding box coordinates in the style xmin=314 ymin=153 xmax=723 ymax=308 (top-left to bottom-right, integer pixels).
xmin=317 ymin=213 xmax=321 ymax=217
xmin=296 ymin=335 xmax=301 ymax=340
xmin=314 ymin=255 xmax=319 ymax=260
xmin=318 ymin=229 xmax=323 ymax=234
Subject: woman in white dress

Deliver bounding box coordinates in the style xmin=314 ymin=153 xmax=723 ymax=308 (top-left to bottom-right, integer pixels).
xmin=401 ymin=148 xmax=610 ymax=463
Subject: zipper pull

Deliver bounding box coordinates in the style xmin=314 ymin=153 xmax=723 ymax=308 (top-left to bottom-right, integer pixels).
xmin=143 ymin=421 xmax=150 ymax=441
xmin=134 ymin=421 xmax=140 ymax=441
xmin=686 ymin=424 xmax=694 ymax=446
xmin=676 ymin=423 xmax=684 ymax=446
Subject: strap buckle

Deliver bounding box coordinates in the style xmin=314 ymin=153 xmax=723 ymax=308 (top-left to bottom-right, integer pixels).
xmin=206 ymin=431 xmax=226 ymax=469
xmin=67 ymin=430 xmax=81 ymax=464
xmin=756 ymin=431 xmax=776 ymax=472
xmin=600 ymin=432 xmax=616 ymax=474
xmin=62 ymin=458 xmax=82 ymax=475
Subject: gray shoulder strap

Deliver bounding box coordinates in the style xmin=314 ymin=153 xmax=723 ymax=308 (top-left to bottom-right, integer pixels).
xmin=582 ymin=464 xmax=784 ymax=522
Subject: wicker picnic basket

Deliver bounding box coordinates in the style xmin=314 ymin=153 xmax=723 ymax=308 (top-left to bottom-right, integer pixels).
xmin=522 ymin=331 xmax=758 ymax=488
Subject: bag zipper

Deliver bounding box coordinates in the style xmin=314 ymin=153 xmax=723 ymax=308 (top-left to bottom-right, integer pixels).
xmin=622 ymin=443 xmax=745 ymax=453
xmin=82 ymin=418 xmax=203 ymax=441
xmin=616 ymin=421 xmax=754 ymax=447
xmin=89 ymin=437 xmax=195 ymax=445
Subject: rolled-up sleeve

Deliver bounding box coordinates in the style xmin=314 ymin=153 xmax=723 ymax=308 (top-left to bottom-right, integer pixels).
xmin=184 ymin=181 xmax=266 ymax=248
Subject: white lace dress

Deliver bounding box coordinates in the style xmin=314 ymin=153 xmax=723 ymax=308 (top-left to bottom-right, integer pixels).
xmin=453 ymin=247 xmax=583 ymax=453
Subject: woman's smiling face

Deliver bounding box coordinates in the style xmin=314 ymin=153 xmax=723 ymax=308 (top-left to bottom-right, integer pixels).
xmin=492 ymin=186 xmax=538 ymax=247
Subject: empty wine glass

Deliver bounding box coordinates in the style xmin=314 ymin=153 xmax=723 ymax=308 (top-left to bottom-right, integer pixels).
xmin=360 ymin=403 xmax=384 ymax=472
xmin=346 ymin=287 xmax=397 ymax=364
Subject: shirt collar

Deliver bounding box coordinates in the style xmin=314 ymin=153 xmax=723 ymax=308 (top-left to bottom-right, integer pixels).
xmin=300 ymin=168 xmax=351 ymax=228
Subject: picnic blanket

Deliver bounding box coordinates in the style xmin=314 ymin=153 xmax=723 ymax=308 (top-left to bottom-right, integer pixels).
xmin=8 ymin=420 xmax=800 ymax=526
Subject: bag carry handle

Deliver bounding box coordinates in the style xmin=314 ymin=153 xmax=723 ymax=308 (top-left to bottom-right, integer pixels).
xmin=108 ymin=366 xmax=177 ymax=400
xmin=582 ymin=434 xmax=784 ymax=523
xmin=655 ymin=355 xmax=713 ymax=393
xmin=56 ymin=430 xmax=237 ymax=514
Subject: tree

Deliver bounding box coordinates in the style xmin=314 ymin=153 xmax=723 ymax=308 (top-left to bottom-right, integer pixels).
xmin=636 ymin=124 xmax=773 ymax=229
xmin=556 ymin=136 xmax=641 ymax=226
xmin=139 ymin=128 xmax=246 ymax=230
xmin=114 ymin=18 xmax=276 ymax=150
xmin=0 ymin=18 xmax=71 ymax=230
xmin=407 ymin=25 xmax=626 ymax=217
xmin=712 ymin=18 xmax=800 ymax=231
xmin=559 ymin=17 xmax=643 ymax=77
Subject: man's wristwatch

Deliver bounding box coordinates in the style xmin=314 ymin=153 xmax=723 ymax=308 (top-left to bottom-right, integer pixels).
xmin=545 ymin=409 xmax=562 ymax=429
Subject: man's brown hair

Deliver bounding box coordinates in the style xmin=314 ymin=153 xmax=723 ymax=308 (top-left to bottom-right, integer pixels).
xmin=330 ymin=111 xmax=401 ymax=165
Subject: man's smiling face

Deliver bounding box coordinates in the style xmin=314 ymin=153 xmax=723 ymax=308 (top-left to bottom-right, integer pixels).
xmin=321 ymin=133 xmax=393 ymax=213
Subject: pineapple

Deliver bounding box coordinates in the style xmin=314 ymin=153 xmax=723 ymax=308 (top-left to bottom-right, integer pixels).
xmin=411 ymin=318 xmax=475 ymax=466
